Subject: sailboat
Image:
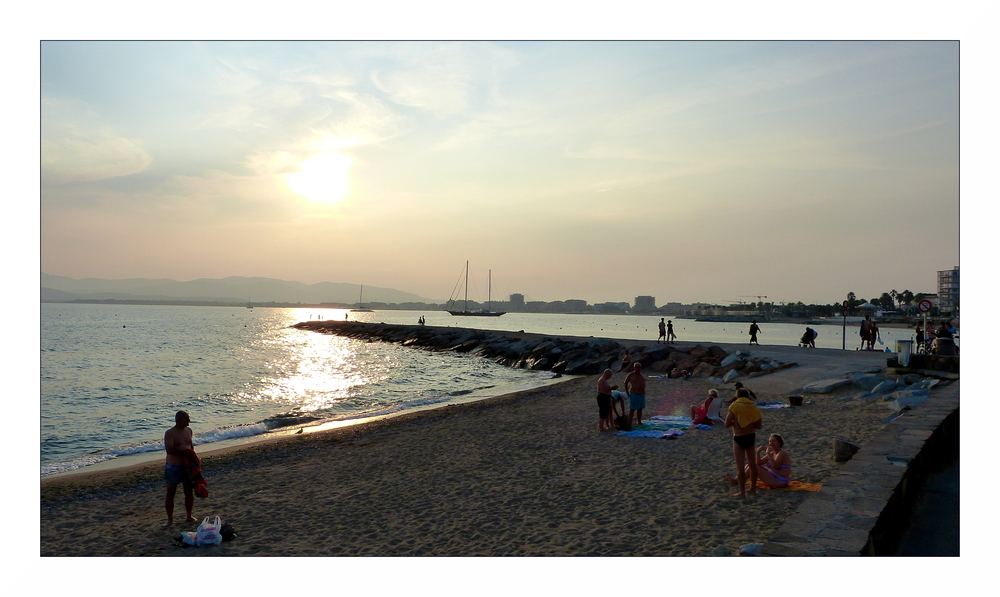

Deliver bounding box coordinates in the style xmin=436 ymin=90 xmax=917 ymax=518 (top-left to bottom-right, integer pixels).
xmin=351 ymin=285 xmax=373 ymax=312
xmin=246 ymin=297 xmax=253 ymax=309
xmin=447 ymin=261 xmax=506 ymax=317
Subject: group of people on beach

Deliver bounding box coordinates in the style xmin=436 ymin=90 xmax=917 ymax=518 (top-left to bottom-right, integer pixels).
xmin=595 ymin=367 xmax=791 ymax=498
xmin=915 ymin=319 xmax=958 ymax=355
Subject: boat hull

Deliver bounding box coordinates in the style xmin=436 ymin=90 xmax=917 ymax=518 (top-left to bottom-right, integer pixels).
xmin=447 ymin=311 xmax=506 ymax=317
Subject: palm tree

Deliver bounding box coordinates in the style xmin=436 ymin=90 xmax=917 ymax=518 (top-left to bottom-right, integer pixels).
xmin=901 ymin=290 xmax=914 ymax=314
xmin=890 ymin=289 xmax=898 ymax=310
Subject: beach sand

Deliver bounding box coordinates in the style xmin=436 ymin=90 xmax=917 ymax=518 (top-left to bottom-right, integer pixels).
xmin=41 ymin=343 xmax=898 ymax=556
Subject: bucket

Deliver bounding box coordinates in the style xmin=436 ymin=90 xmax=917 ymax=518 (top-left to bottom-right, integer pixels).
xmin=788 ymin=395 xmax=804 ymax=406
xmin=896 ymin=340 xmax=912 ymax=367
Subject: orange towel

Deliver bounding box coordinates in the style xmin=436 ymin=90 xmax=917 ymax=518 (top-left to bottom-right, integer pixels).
xmin=755 ymin=480 xmax=821 ymax=491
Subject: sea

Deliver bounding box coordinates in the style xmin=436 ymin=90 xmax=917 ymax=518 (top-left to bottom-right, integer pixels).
xmin=40 ymin=303 xmax=936 ymax=477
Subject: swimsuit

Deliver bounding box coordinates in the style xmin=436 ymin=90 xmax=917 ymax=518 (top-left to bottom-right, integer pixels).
xmin=629 ymin=392 xmax=646 ymax=410
xmin=596 ymin=393 xmax=612 ymax=418
xmin=733 ymin=433 xmax=756 ymax=449
xmin=164 ymin=463 xmax=190 ymax=485
xmin=763 ymin=463 xmax=791 ymax=487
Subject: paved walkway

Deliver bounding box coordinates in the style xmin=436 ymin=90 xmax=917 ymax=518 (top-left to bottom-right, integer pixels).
xmin=892 ymin=450 xmax=960 ymax=556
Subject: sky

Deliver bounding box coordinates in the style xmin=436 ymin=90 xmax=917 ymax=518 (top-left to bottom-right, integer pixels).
xmin=39 ymin=40 xmax=959 ymax=306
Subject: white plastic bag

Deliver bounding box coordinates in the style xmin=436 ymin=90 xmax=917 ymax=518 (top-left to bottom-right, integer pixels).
xmin=180 ymin=531 xmax=198 ymax=546
xmin=196 ymin=516 xmax=223 ymax=547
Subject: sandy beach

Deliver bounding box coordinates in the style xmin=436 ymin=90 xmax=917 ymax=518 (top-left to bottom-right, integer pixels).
xmin=41 ymin=341 xmax=903 ymax=557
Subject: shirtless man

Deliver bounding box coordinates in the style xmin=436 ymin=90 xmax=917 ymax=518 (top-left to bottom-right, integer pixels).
xmin=725 ymin=389 xmax=762 ymax=498
xmin=596 ymin=369 xmax=618 ymax=432
xmin=163 ymin=410 xmax=197 ymax=527
xmin=624 ymin=362 xmax=647 ymax=427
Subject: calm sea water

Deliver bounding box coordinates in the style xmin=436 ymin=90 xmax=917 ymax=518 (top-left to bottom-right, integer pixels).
xmin=40 ymin=304 xmax=933 ymax=477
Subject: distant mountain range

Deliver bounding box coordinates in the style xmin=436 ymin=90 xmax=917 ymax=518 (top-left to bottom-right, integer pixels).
xmin=40 ymin=273 xmax=442 ymax=306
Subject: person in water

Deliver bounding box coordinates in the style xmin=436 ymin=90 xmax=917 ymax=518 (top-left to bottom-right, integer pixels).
xmin=163 ymin=410 xmax=198 ymax=527
xmin=728 ymin=433 xmax=791 ymax=489
xmin=725 ymin=388 xmax=762 ymax=498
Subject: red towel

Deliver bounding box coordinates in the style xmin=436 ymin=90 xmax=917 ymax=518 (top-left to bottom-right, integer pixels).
xmin=180 ymin=449 xmax=209 ymax=498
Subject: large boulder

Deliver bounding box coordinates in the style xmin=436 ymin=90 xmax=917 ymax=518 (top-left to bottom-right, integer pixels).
xmin=720 ymin=353 xmax=743 ymax=367
xmin=722 ymin=369 xmax=741 ymax=383
xmin=691 ymin=362 xmax=717 ymax=378
xmin=802 ymin=379 xmax=853 ymax=393
xmin=852 ymin=374 xmax=891 ymax=392
xmin=649 ymin=359 xmax=676 ymax=373
xmin=833 ymin=437 xmax=860 ymax=462
xmin=871 ymin=380 xmax=896 ymax=394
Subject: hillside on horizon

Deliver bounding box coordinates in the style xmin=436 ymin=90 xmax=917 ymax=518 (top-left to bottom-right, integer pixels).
xmin=40 ymin=273 xmax=442 ymax=305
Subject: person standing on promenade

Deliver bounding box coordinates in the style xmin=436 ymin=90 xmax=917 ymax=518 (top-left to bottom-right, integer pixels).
xmin=658 ymin=318 xmax=666 ymax=343
xmin=724 ymin=388 xmax=762 ymax=498
xmin=163 ymin=410 xmax=197 ymax=527
xmin=860 ymin=316 xmax=873 ymax=350
xmin=596 ymin=369 xmax=618 ymax=432
xmin=666 ymin=320 xmax=677 ymax=344
xmin=748 ymin=320 xmax=761 ymax=345
xmin=625 ymin=362 xmax=647 ymax=427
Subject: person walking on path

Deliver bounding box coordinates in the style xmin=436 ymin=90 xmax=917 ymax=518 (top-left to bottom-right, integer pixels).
xmin=657 ymin=318 xmax=666 ymax=344
xmin=724 ymin=389 xmax=763 ymax=498
xmin=748 ymin=320 xmax=761 ymax=345
xmin=596 ymin=369 xmax=618 ymax=433
xmin=625 ymin=362 xmax=647 ymax=427
xmin=666 ymin=320 xmax=677 ymax=344
xmin=163 ymin=410 xmax=198 ymax=527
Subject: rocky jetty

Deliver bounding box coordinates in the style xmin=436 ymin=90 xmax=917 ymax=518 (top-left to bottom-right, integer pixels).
xmin=291 ymin=321 xmax=765 ymax=379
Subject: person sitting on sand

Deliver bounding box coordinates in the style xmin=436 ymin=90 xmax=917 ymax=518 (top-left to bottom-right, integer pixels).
xmin=625 ymin=362 xmax=647 ymax=427
xmin=163 ymin=410 xmax=198 ymax=527
xmin=668 ymin=368 xmax=690 ymax=379
xmin=723 ymin=381 xmax=757 ymax=404
xmin=596 ymin=369 xmax=618 ymax=433
xmin=728 ymin=433 xmax=791 ymax=489
xmin=724 ymin=389 xmax=762 ymax=498
xmin=618 ymin=350 xmax=631 ymax=372
xmin=690 ymin=389 xmax=721 ymax=426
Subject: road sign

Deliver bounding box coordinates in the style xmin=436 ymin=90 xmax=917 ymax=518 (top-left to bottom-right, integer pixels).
xmin=842 ymin=300 xmax=849 ymax=317
xmin=918 ymin=299 xmax=933 ymax=313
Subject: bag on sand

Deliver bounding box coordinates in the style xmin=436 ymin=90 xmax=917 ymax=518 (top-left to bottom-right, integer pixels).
xmin=196 ymin=516 xmax=223 ymax=547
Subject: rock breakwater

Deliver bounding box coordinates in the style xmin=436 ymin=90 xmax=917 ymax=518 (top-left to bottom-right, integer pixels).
xmin=291 ymin=321 xmax=755 ymax=378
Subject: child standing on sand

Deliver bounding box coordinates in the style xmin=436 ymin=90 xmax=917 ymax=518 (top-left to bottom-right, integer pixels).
xmin=724 ymin=389 xmax=762 ymax=498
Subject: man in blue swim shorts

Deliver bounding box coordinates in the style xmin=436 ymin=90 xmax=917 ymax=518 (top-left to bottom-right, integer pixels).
xmin=624 ymin=362 xmax=647 ymax=427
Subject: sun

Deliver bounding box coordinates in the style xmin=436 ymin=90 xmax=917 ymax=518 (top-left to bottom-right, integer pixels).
xmin=287 ymin=152 xmax=353 ymax=204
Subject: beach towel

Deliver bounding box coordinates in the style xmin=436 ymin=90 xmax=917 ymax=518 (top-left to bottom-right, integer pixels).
xmin=180 ymin=448 xmax=209 ymax=498
xmin=616 ymin=429 xmax=684 ymax=439
xmin=645 ymin=415 xmax=693 ymax=429
xmin=728 ymin=397 xmax=762 ymax=427
xmin=616 ymin=430 xmax=668 ymax=438
xmin=755 ymin=480 xmax=822 ymax=491
xmin=757 ymin=401 xmax=790 ymax=409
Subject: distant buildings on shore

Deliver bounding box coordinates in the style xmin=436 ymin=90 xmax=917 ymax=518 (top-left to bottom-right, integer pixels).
xmin=937 ymin=266 xmax=959 ymax=314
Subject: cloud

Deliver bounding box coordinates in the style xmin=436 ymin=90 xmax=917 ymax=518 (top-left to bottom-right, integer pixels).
xmin=41 ymin=123 xmax=152 ymax=185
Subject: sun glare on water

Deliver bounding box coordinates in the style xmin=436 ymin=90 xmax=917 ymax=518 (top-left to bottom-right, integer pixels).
xmin=287 ymin=152 xmax=353 ymax=204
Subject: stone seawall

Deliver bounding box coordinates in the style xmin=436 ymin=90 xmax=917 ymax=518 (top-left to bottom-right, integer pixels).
xmin=290 ymin=321 xmax=786 ymax=379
